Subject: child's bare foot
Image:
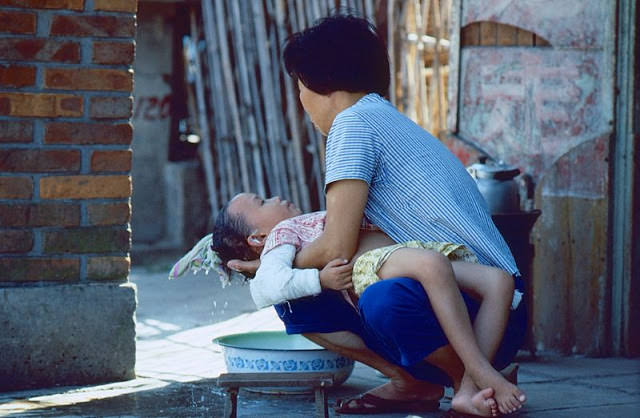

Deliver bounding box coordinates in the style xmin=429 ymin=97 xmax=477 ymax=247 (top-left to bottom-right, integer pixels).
xmin=452 ymin=387 xmax=498 ymax=417
xmin=473 ymin=366 xmax=526 ymax=414
xmin=491 ymin=374 xmax=526 ymax=414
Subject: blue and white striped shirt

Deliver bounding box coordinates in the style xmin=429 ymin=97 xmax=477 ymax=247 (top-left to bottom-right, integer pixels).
xmin=325 ymin=93 xmax=519 ymax=275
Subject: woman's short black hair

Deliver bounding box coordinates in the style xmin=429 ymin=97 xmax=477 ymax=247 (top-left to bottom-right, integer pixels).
xmin=283 ymin=13 xmax=390 ymax=97
xmin=210 ymin=202 xmax=256 ymax=277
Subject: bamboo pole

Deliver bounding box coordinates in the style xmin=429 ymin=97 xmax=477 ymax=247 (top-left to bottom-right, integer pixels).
xmin=413 ymin=0 xmax=424 ymax=125
xmin=187 ymin=10 xmax=219 ymax=216
xmin=288 ymin=0 xmax=300 ymax=30
xmin=295 ymin=0 xmax=306 ymax=30
xmin=244 ymin=15 xmax=277 ymax=196
xmin=432 ymin=0 xmax=445 ymax=135
xmin=186 ymin=0 xmax=452 ymax=216
xmin=304 ymin=0 xmax=315 ymax=27
xmin=252 ymin=0 xmax=288 ymax=197
xmin=268 ymin=18 xmax=298 ymax=203
xmin=324 ymin=0 xmax=334 ymax=15
xmin=229 ymin=0 xmax=266 ymax=198
xmin=398 ymin=0 xmax=410 ymax=112
xmin=210 ymin=0 xmax=251 ymax=192
xmin=387 ymin=0 xmax=395 ymax=104
xmin=311 ymin=0 xmax=322 ymax=21
xmin=289 ymin=0 xmax=325 ymax=208
xmin=200 ymin=1 xmax=232 ymax=202
xmin=420 ymin=0 xmax=432 ymax=128
xmin=405 ymin=2 xmax=417 ymax=121
xmin=276 ymin=0 xmax=312 ymax=212
xmin=364 ymin=0 xmax=374 ymax=21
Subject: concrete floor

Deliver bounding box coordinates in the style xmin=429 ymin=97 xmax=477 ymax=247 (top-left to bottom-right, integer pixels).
xmin=1 ymin=258 xmax=639 ymax=417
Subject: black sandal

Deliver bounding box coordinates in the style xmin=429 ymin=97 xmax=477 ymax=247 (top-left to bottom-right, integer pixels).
xmin=335 ymin=392 xmax=440 ymax=415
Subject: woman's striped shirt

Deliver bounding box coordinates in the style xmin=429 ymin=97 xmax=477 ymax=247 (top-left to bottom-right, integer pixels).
xmin=324 ymin=93 xmax=519 ymax=275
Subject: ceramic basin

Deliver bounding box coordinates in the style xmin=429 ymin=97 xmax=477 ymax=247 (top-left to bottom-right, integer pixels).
xmin=213 ymin=330 xmax=354 ymax=386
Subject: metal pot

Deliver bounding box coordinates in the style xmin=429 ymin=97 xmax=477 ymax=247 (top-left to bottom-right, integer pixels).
xmin=467 ymin=158 xmax=521 ymax=214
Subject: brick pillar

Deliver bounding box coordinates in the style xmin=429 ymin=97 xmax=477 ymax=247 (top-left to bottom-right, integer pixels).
xmin=0 ymin=0 xmax=138 ymax=390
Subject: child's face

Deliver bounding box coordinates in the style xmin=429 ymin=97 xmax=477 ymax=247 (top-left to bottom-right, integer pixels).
xmin=228 ymin=193 xmax=302 ymax=235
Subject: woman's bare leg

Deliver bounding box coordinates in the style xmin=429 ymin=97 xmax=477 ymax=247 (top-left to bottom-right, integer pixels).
xmin=303 ymin=331 xmax=444 ymax=401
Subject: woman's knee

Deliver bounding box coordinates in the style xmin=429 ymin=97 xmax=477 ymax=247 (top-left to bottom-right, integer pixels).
xmin=359 ymin=278 xmax=428 ymax=330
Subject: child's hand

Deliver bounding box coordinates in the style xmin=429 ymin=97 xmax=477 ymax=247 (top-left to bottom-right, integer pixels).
xmin=319 ymin=258 xmax=353 ymax=290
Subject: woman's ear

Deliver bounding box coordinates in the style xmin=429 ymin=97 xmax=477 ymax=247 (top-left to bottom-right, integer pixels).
xmin=246 ymin=233 xmax=267 ymax=249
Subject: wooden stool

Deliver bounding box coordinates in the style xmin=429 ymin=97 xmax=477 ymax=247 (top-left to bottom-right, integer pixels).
xmin=216 ymin=372 xmax=334 ymax=418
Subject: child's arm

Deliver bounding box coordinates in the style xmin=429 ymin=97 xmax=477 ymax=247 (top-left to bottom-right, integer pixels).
xmin=249 ymin=245 xmax=353 ymax=309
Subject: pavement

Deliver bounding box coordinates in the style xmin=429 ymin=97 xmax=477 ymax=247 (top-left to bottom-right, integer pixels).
xmin=1 ymin=256 xmax=639 ymax=417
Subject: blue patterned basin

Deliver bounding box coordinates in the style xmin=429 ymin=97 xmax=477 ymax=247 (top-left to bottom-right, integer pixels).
xmin=213 ymin=331 xmax=354 ymax=386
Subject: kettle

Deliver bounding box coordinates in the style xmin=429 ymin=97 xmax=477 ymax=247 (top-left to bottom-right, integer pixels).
xmin=467 ymin=157 xmax=521 ymax=214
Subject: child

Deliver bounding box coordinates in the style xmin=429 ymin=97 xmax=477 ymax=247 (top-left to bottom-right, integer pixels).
xmin=172 ymin=192 xmax=525 ymax=416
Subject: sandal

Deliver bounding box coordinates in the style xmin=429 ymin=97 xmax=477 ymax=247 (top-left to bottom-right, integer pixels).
xmin=335 ymin=392 xmax=440 ymax=414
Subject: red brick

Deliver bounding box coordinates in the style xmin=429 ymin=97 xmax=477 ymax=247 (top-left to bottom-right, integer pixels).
xmin=0 ymin=65 xmax=36 ymax=88
xmin=43 ymin=227 xmax=130 ymax=253
xmin=0 ymin=0 xmax=84 ymax=10
xmin=0 ymin=39 xmax=80 ymax=63
xmin=0 ymin=230 xmax=33 ymax=253
xmin=87 ymin=202 xmax=130 ymax=225
xmin=94 ymin=0 xmax=137 ymax=13
xmin=87 ymin=256 xmax=130 ymax=281
xmin=0 ymin=257 xmax=80 ymax=282
xmin=0 ymin=121 xmax=33 ymax=143
xmin=50 ymin=15 xmax=135 ymax=37
xmin=0 ymin=11 xmax=36 ymax=34
xmin=45 ymin=122 xmax=132 ymax=145
xmin=44 ymin=68 xmax=132 ymax=91
xmin=40 ymin=175 xmax=131 ymax=199
xmin=0 ymin=92 xmax=82 ymax=117
xmin=92 ymin=41 xmax=135 ymax=65
xmin=0 ymin=177 xmax=33 ymax=199
xmin=0 ymin=203 xmax=80 ymax=227
xmin=0 ymin=149 xmax=80 ymax=172
xmin=91 ymin=150 xmax=131 ymax=172
xmin=89 ymin=96 xmax=132 ymax=119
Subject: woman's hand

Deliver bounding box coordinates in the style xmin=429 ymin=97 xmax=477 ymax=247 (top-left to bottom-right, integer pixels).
xmin=227 ymin=259 xmax=261 ymax=276
xmin=319 ymin=258 xmax=353 ymax=290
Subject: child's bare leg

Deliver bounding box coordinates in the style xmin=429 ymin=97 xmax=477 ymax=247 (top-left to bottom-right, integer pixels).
xmin=452 ymin=262 xmax=526 ymax=414
xmin=377 ymin=249 xmax=523 ymax=414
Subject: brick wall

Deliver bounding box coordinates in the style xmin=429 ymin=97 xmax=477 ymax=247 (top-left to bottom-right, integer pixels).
xmin=0 ymin=0 xmax=137 ymax=283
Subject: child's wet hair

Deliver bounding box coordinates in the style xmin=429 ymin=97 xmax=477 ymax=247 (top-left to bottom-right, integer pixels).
xmin=210 ymin=201 xmax=257 ymax=277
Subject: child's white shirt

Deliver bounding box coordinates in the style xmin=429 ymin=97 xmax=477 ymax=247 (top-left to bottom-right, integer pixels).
xmin=250 ymin=244 xmax=322 ymax=309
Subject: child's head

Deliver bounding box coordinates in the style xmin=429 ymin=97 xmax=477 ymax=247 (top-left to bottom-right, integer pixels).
xmin=210 ymin=193 xmax=301 ymax=271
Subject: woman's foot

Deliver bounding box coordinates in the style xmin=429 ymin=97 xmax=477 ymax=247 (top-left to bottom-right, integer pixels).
xmin=367 ymin=376 xmax=444 ymax=402
xmin=335 ymin=377 xmax=444 ymax=415
xmin=452 ymin=387 xmax=498 ymax=417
